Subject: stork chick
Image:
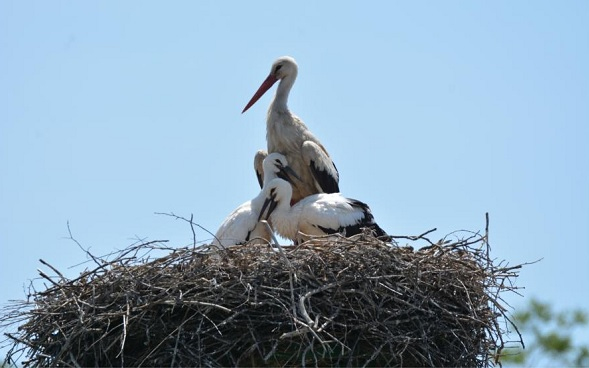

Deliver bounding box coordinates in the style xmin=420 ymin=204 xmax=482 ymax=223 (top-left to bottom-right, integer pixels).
xmin=259 ymin=178 xmax=390 ymax=244
xmin=213 ymin=153 xmax=300 ymax=247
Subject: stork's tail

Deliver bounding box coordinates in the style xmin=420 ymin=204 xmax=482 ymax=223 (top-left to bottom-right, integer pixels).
xmin=370 ymin=223 xmax=393 ymax=243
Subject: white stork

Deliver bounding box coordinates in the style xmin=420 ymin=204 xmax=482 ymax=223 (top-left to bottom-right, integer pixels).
xmin=258 ymin=178 xmax=390 ymax=244
xmin=243 ymin=56 xmax=340 ymax=204
xmin=212 ymin=153 xmax=300 ymax=247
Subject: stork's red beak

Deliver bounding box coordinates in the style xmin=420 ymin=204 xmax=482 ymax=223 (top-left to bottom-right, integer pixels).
xmin=242 ymin=74 xmax=279 ymax=113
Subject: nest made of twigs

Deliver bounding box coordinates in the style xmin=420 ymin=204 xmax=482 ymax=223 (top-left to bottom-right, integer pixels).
xmin=1 ymin=219 xmax=523 ymax=367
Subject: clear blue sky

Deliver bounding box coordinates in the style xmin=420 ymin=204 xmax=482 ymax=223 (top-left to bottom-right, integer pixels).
xmin=1 ymin=0 xmax=588 ymax=360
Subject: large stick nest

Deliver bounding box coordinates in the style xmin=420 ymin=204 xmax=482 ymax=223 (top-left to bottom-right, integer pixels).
xmin=2 ymin=217 xmax=523 ymax=367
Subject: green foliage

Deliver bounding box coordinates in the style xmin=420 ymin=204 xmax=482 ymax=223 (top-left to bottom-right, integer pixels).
xmin=499 ymin=298 xmax=589 ymax=367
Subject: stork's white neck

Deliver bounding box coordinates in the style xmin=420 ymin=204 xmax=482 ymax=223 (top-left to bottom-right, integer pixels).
xmin=269 ymin=184 xmax=300 ymax=240
xmin=262 ymin=169 xmax=278 ymax=186
xmin=270 ymin=72 xmax=297 ymax=113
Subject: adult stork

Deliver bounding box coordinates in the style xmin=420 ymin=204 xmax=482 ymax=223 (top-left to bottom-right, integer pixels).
xmin=243 ymin=56 xmax=339 ymax=204
xmin=212 ymin=153 xmax=300 ymax=247
xmin=258 ymin=178 xmax=390 ymax=244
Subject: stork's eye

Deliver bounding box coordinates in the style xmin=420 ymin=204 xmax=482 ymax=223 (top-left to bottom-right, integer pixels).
xmin=274 ymin=64 xmax=283 ymax=73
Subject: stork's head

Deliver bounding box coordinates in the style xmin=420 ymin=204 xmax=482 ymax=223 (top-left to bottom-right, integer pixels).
xmin=269 ymin=56 xmax=298 ymax=81
xmin=262 ymin=152 xmax=301 ymax=185
xmin=242 ymin=56 xmax=298 ymax=113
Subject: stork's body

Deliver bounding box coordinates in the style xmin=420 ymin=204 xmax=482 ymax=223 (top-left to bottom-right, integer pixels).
xmin=212 ymin=196 xmax=271 ymax=248
xmin=243 ymin=56 xmax=339 ymax=203
xmin=213 ymin=153 xmax=299 ymax=247
xmin=260 ymin=178 xmax=390 ymax=244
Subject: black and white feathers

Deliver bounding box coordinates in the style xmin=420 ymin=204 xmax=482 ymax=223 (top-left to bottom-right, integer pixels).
xmin=259 ymin=177 xmax=389 ymax=243
xmin=213 ymin=153 xmax=299 ymax=247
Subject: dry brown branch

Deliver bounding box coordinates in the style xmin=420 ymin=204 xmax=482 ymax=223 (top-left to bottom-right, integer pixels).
xmin=1 ymin=215 xmax=524 ymax=367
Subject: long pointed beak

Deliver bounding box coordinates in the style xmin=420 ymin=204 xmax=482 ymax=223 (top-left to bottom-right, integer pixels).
xmin=242 ymin=74 xmax=278 ymax=113
xmin=258 ymin=197 xmax=272 ymax=221
xmin=266 ymin=199 xmax=279 ymax=219
xmin=278 ymin=165 xmax=302 ymax=183
xmin=258 ymin=196 xmax=279 ymax=222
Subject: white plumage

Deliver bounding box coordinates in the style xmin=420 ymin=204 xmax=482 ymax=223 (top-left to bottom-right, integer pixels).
xmin=212 ymin=153 xmax=298 ymax=247
xmin=259 ymin=178 xmax=390 ymax=244
xmin=211 ymin=197 xmax=270 ymax=248
xmin=243 ymin=56 xmax=339 ymax=204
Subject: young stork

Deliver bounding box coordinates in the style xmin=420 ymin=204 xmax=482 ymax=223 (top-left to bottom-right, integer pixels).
xmin=212 ymin=153 xmax=299 ymax=247
xmin=243 ymin=56 xmax=340 ymax=204
xmin=259 ymin=178 xmax=390 ymax=244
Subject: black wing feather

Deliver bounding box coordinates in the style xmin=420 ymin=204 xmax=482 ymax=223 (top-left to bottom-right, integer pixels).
xmin=317 ymin=198 xmax=390 ymax=240
xmin=255 ymin=170 xmax=264 ymax=189
xmin=310 ymin=159 xmax=340 ymax=193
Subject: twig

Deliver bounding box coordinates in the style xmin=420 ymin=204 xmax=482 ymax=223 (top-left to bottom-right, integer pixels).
xmin=391 ymin=227 xmax=437 ymax=245
xmin=66 ymin=221 xmax=102 ymax=267
xmin=36 ymin=269 xmax=60 ymax=287
xmin=189 ymin=213 xmax=197 ymax=248
xmin=155 ymin=212 xmax=218 ymax=246
xmin=38 ymin=259 xmax=66 ymax=280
